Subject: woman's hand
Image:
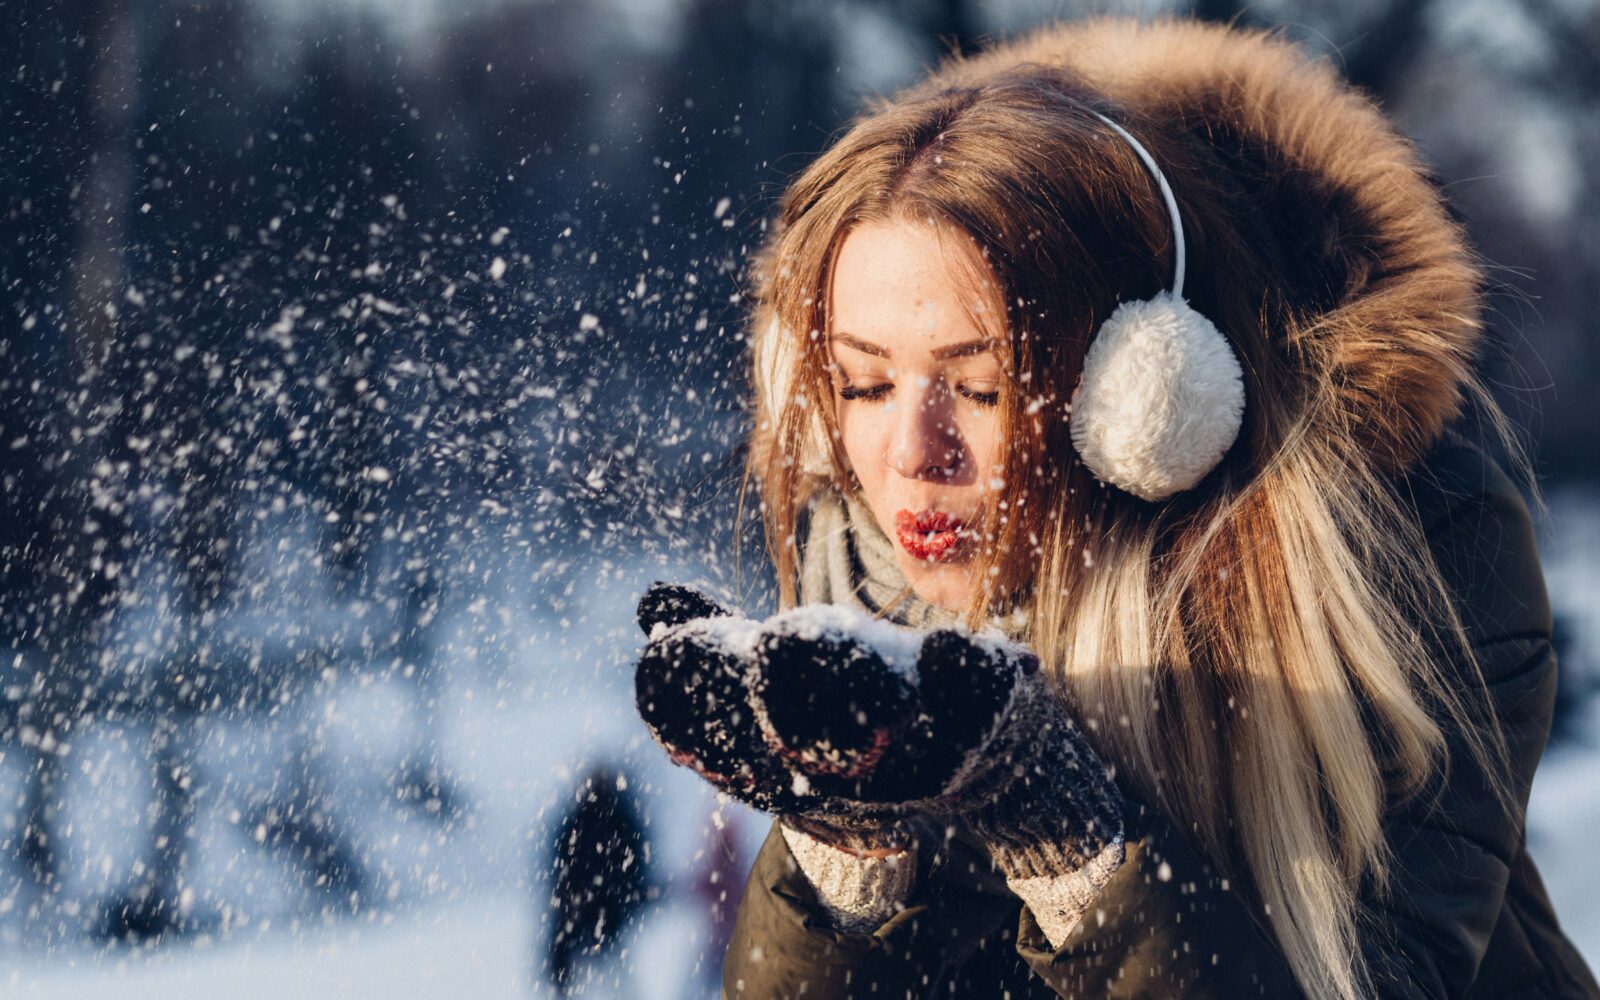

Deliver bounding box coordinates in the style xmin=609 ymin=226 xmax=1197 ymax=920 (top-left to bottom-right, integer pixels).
xmin=633 ymin=582 xmax=1125 ymax=881
xmin=753 ymin=615 xmax=1125 ymax=883
xmin=633 ymin=582 xmax=914 ymax=852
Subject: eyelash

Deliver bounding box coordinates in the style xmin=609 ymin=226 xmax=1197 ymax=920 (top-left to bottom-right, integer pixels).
xmin=837 ymin=383 xmax=1000 ymax=407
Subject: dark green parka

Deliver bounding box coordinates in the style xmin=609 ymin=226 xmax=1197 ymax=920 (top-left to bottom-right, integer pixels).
xmin=724 ymin=15 xmax=1599 ymax=999
xmin=722 ymin=428 xmax=1597 ymax=999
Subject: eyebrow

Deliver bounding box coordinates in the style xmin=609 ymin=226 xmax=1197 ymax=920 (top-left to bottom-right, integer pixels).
xmin=830 ymin=333 xmax=997 ymax=361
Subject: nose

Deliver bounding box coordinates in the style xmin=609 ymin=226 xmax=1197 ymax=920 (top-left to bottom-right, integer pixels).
xmin=885 ymin=378 xmax=963 ymax=479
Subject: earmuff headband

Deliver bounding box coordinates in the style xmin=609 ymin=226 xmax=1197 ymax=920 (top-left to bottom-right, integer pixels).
xmin=1066 ymin=109 xmax=1246 ymax=501
xmin=1089 ymin=111 xmax=1186 ymax=297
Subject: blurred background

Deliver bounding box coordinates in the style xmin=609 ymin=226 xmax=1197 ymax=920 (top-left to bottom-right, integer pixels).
xmin=0 ymin=0 xmax=1596 ymax=995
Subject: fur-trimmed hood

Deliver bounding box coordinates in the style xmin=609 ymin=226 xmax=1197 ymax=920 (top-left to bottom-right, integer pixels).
xmin=929 ymin=16 xmax=1488 ymax=473
xmin=753 ymin=15 xmax=1489 ymax=479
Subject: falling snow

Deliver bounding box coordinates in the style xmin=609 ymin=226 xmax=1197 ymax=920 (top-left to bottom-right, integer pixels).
xmin=1 ymin=0 xmax=1598 ymax=996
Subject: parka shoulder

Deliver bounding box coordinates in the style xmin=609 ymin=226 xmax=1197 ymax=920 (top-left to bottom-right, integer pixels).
xmin=1399 ymin=427 xmax=1552 ymax=649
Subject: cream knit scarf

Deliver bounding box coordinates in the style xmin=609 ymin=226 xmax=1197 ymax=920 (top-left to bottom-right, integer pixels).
xmin=796 ymin=486 xmax=1029 ymax=639
xmin=796 ymin=487 xmax=955 ymax=626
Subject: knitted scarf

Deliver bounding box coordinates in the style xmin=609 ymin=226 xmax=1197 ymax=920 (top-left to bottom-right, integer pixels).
xmin=796 ymin=486 xmax=1028 ymax=641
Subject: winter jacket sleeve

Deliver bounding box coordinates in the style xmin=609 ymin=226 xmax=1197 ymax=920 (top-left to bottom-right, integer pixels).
xmin=1013 ymin=430 xmax=1559 ymax=1000
xmin=722 ymin=817 xmax=1023 ymax=998
xmin=1012 ymin=788 xmax=1304 ymax=998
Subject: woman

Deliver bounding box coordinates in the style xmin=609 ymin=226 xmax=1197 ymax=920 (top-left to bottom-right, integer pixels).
xmin=632 ymin=15 xmax=1600 ymax=999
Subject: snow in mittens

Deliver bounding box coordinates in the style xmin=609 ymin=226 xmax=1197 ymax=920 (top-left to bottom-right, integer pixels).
xmin=658 ymin=601 xmax=1031 ymax=687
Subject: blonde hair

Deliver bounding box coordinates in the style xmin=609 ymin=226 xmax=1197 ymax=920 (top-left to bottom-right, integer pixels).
xmin=736 ymin=35 xmax=1528 ymax=1000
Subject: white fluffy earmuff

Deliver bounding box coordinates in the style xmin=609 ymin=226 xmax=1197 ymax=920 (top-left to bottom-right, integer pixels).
xmin=1067 ymin=112 xmax=1245 ymax=501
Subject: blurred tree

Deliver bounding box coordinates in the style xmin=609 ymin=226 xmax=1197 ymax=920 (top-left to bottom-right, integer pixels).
xmin=1 ymin=0 xmax=145 ymax=914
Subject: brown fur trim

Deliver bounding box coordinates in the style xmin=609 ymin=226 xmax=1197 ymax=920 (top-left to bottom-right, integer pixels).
xmin=895 ymin=16 xmax=1487 ymax=473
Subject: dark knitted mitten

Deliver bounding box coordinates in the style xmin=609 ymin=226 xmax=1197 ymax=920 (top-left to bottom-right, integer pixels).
xmin=633 ymin=583 xmax=912 ymax=853
xmin=917 ymin=631 xmax=1124 ymax=881
xmin=749 ymin=619 xmax=1125 ymax=883
xmin=635 ymin=584 xmax=780 ymax=805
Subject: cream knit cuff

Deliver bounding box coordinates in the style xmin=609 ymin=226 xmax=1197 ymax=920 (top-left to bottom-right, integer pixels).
xmin=780 ymin=822 xmax=918 ymax=934
xmin=1006 ymin=833 xmax=1126 ymax=948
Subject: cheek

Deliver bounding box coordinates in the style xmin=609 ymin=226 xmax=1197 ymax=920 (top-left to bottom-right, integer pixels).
xmin=835 ymin=408 xmax=883 ymax=478
xmin=963 ymin=413 xmax=1005 ymax=475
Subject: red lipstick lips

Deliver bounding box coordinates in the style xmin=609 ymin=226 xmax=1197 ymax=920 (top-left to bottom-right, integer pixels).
xmin=894 ymin=508 xmax=967 ymax=562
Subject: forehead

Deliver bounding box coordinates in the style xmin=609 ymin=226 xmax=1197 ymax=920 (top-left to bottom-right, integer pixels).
xmin=828 ymin=218 xmax=1000 ymax=353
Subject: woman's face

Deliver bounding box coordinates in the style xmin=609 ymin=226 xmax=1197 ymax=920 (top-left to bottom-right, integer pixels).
xmin=827 ymin=218 xmax=1007 ymax=613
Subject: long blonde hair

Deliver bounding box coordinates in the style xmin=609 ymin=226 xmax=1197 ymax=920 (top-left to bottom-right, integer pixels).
xmin=736 ymin=34 xmax=1527 ymax=1000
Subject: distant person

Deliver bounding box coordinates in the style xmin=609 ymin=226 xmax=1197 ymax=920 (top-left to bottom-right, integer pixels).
xmin=631 ymin=14 xmax=1599 ymax=1000
xmin=541 ymin=766 xmax=652 ymax=994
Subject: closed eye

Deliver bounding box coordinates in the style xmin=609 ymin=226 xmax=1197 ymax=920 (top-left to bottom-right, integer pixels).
xmin=837 ymin=383 xmax=999 ymax=407
xmin=837 ymin=384 xmax=892 ymax=403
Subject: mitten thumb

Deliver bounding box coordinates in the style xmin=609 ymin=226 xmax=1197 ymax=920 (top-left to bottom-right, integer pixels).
xmin=636 ymin=581 xmax=734 ymax=637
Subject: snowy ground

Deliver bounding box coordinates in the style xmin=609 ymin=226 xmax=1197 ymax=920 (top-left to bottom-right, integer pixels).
xmin=1528 ymin=485 xmax=1600 ymax=962
xmin=2 ymin=657 xmax=763 ymax=998
xmin=0 ymin=540 xmax=772 ymax=998
xmin=4 ymin=892 xmax=725 ymax=999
